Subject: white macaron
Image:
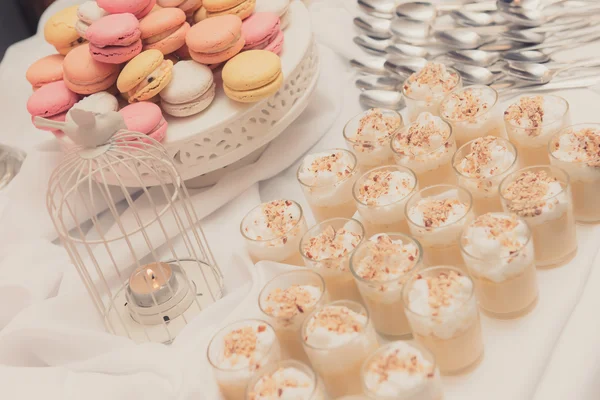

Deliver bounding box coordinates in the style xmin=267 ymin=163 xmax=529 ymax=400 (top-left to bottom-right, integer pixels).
xmin=160 ymin=61 xmax=215 ymax=117
xmin=76 ymin=1 xmax=108 ymax=38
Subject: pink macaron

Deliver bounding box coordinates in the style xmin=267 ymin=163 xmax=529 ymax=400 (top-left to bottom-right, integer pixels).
xmin=26 ymin=54 xmax=65 ymax=90
xmin=120 ymin=101 xmax=168 ymax=142
xmin=87 ymin=13 xmax=143 ymax=64
xmin=241 ymin=12 xmax=284 ymax=55
xmin=98 ymin=0 xmax=156 ymax=19
xmin=140 ymin=8 xmax=190 ymax=54
xmin=27 ymin=81 xmax=80 ymax=132
xmin=186 ymin=15 xmax=245 ymax=65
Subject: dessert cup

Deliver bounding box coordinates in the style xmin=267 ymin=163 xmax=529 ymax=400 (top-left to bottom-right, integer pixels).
xmin=245 ymin=359 xmax=326 ymax=400
xmin=402 ymin=63 xmax=462 ymax=122
xmin=241 ymin=200 xmax=308 ymax=266
xmin=403 ymin=266 xmax=484 ymax=375
xmin=440 ymin=85 xmax=503 ymax=148
xmin=391 ymin=112 xmax=457 ymax=188
xmin=350 ymin=233 xmax=422 ymax=338
xmin=549 ymin=123 xmax=600 ymax=223
xmin=405 ymin=185 xmax=474 ymax=268
xmin=300 ymin=218 xmax=365 ymax=303
xmin=207 ymin=320 xmax=281 ymax=400
xmin=500 ymin=165 xmax=577 ymax=268
xmin=352 ymin=165 xmax=419 ymax=236
xmin=297 ymin=149 xmax=359 ymax=222
xmin=343 ymin=108 xmax=404 ymax=171
xmin=504 ymin=95 xmax=570 ymax=167
xmin=301 ymin=300 xmax=379 ymax=398
xmin=461 ymin=213 xmax=538 ymax=318
xmin=258 ymin=270 xmax=329 ymax=363
xmin=361 ymin=341 xmax=443 ymax=400
xmin=452 ymin=136 xmax=518 ymax=215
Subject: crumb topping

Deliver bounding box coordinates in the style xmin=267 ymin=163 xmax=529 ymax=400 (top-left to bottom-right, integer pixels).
xmin=470 ymin=214 xmax=524 ymax=254
xmin=222 ymin=325 xmax=266 ymax=367
xmin=392 ymin=118 xmax=450 ymax=156
xmin=504 ymin=96 xmax=544 ymax=136
xmin=354 ymin=109 xmax=399 ymax=142
xmin=415 ymin=198 xmax=466 ymax=228
xmin=244 ymin=200 xmax=300 ymax=241
xmin=302 ymin=226 xmax=362 ymax=267
xmin=553 ymin=127 xmax=600 ymax=167
xmin=357 ymin=170 xmax=413 ymax=205
xmin=368 ymin=349 xmax=434 ymax=384
xmin=248 ymin=368 xmax=311 ymax=400
xmin=442 ymin=88 xmax=489 ymax=122
xmin=456 ymin=136 xmax=508 ymax=178
xmin=403 ymin=63 xmax=459 ymax=95
xmin=356 ymin=235 xmax=418 ymax=282
xmin=502 ymin=171 xmax=560 ymax=217
xmin=309 ymin=153 xmax=351 ymax=176
xmin=264 ymin=286 xmax=319 ymax=319
xmin=422 ymin=270 xmax=465 ymax=314
xmin=307 ymin=306 xmax=364 ymax=335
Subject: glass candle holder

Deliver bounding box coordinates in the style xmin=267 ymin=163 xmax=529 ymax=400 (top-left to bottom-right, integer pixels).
xmin=460 ymin=213 xmax=539 ymax=318
xmin=405 ymin=185 xmax=474 ymax=268
xmin=343 ymin=108 xmax=404 ymax=171
xmin=361 ymin=341 xmax=443 ymax=400
xmin=402 ymin=266 xmax=484 ymax=375
xmin=299 ymin=218 xmax=365 ymax=303
xmin=240 ymin=200 xmax=308 ymax=266
xmin=499 ymin=165 xmax=577 ymax=268
xmin=301 ymin=300 xmax=379 ymax=398
xmin=402 ymin=63 xmax=462 ymax=122
xmin=451 ymin=136 xmax=518 ymax=216
xmin=504 ymin=95 xmax=570 ymax=167
xmin=549 ymin=123 xmax=600 ymax=223
xmin=207 ymin=319 xmax=281 ymax=400
xmin=352 ymin=165 xmax=419 ymax=237
xmin=245 ymin=359 xmax=326 ymax=400
xmin=350 ymin=233 xmax=423 ymax=338
xmin=440 ymin=85 xmax=503 ymax=148
xmin=391 ymin=113 xmax=457 ymax=188
xmin=297 ymin=149 xmax=360 ymax=223
xmin=258 ymin=270 xmax=329 ymax=363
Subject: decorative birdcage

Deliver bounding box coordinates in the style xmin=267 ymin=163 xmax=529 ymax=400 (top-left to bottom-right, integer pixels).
xmin=42 ymin=108 xmax=224 ymax=344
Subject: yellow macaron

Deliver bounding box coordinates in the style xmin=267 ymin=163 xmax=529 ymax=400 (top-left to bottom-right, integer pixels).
xmin=222 ymin=50 xmax=283 ymax=103
xmin=204 ymin=0 xmax=256 ymax=20
xmin=44 ymin=5 xmax=86 ymax=55
xmin=117 ymin=50 xmax=174 ymax=103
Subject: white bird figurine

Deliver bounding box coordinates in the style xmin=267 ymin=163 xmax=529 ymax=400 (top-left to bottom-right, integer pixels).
xmin=34 ymin=108 xmax=127 ymax=148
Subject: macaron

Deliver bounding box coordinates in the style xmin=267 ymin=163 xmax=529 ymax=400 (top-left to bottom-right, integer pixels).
xmin=117 ymin=49 xmax=174 ymax=103
xmin=178 ymin=0 xmax=203 ymax=17
xmin=160 ymin=61 xmax=215 ymax=117
xmin=63 ymin=44 xmax=121 ymax=94
xmin=157 ymin=0 xmax=185 ymax=6
xmin=26 ymin=54 xmax=65 ymax=90
xmin=44 ymin=5 xmax=86 ymax=55
xmin=87 ymin=13 xmax=143 ymax=64
xmin=140 ymin=8 xmax=190 ymax=54
xmin=203 ymin=0 xmax=256 ymax=20
xmin=193 ymin=6 xmax=208 ymax=22
xmin=76 ymin=1 xmax=108 ymax=38
xmin=255 ymin=0 xmax=290 ymax=29
xmin=120 ymin=102 xmax=168 ymax=141
xmin=186 ymin=15 xmax=245 ymax=65
xmin=27 ymin=81 xmax=80 ymax=132
xmin=222 ymin=50 xmax=283 ymax=103
xmin=97 ymin=0 xmax=156 ymax=19
xmin=241 ymin=13 xmax=284 ymax=55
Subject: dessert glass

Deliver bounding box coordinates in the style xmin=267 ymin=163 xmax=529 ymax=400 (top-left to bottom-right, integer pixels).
xmin=258 ymin=270 xmax=329 ymax=363
xmin=403 ymin=266 xmax=484 ymax=374
xmin=352 ymin=165 xmax=419 ymax=236
xmin=452 ymin=136 xmax=518 ymax=215
xmin=440 ymin=85 xmax=503 ymax=148
xmin=245 ymin=359 xmax=326 ymax=400
xmin=350 ymin=233 xmax=422 ymax=338
xmin=391 ymin=112 xmax=457 ymax=188
xmin=361 ymin=341 xmax=443 ymax=400
xmin=241 ymin=200 xmax=308 ymax=266
xmin=207 ymin=319 xmax=281 ymax=400
xmin=460 ymin=213 xmax=538 ymax=318
xmin=297 ymin=149 xmax=359 ymax=222
xmin=500 ymin=165 xmax=577 ymax=268
xmin=549 ymin=123 xmax=600 ymax=223
xmin=300 ymin=218 xmax=365 ymax=303
xmin=504 ymin=95 xmax=570 ymax=167
xmin=343 ymin=108 xmax=404 ymax=171
xmin=301 ymin=300 xmax=379 ymax=398
xmin=405 ymin=185 xmax=474 ymax=268
xmin=402 ymin=63 xmax=462 ymax=122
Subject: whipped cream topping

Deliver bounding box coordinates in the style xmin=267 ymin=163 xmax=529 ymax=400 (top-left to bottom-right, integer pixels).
xmin=263 ymin=285 xmax=322 ymax=319
xmin=456 ymin=136 xmax=515 ymax=179
xmin=348 ymin=108 xmax=401 ymax=145
xmin=403 ymin=63 xmax=460 ymax=99
xmin=552 ymin=126 xmax=600 ymax=167
xmin=304 ymin=305 xmax=367 ymax=348
xmin=356 ymin=169 xmax=416 ymax=206
xmin=462 ymin=213 xmax=532 ymax=282
xmin=243 ymin=200 xmax=302 ymax=243
xmin=392 ymin=112 xmax=451 ymax=158
xmin=302 ymin=224 xmax=362 ymax=267
xmin=408 ymin=193 xmax=469 ymax=228
xmin=248 ymin=367 xmax=314 ymax=400
xmin=504 ymin=96 xmax=568 ymax=145
xmin=441 ymin=87 xmax=494 ymax=122
xmin=354 ymin=234 xmax=419 ymax=282
xmin=501 ymin=170 xmax=567 ymax=220
xmin=298 ymin=151 xmax=355 ymax=187
xmin=214 ymin=321 xmax=277 ymax=370
xmin=363 ymin=342 xmax=436 ymax=398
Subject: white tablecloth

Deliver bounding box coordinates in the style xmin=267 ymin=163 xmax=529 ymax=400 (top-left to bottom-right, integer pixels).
xmin=1 ymin=1 xmax=600 ymax=399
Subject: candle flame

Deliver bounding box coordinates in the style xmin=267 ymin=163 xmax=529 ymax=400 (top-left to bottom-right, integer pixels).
xmin=146 ymin=268 xmax=160 ymax=290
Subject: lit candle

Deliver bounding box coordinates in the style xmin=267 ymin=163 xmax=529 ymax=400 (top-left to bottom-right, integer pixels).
xmin=128 ymin=262 xmax=179 ymax=307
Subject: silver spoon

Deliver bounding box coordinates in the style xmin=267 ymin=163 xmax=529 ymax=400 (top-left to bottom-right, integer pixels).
xmin=434 ymin=30 xmax=495 ymax=50
xmin=354 ymin=16 xmax=391 ymax=39
xmin=444 ymin=49 xmax=501 ymax=67
xmin=350 ymin=57 xmax=388 ymax=75
xmin=356 ymin=75 xmax=404 ymax=90
xmin=360 ymin=90 xmax=405 ymax=110
xmin=396 ymin=1 xmax=497 ymax=22
xmin=390 ymin=18 xmax=432 ymax=45
xmin=386 ymin=42 xmax=430 ymax=58
xmin=358 ymin=0 xmax=395 ymax=19
xmin=451 ymin=10 xmax=506 ymax=27
xmin=503 ymin=29 xmax=600 ymax=61
xmin=354 ymin=35 xmax=391 ymax=56
xmin=384 ymin=56 xmax=428 ymax=76
xmin=501 ymin=3 xmax=600 ymax=27
xmin=505 ymin=58 xmax=600 ymax=83
xmin=502 ymin=20 xmax=596 ymax=43
xmin=452 ymin=63 xmax=504 ymax=85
